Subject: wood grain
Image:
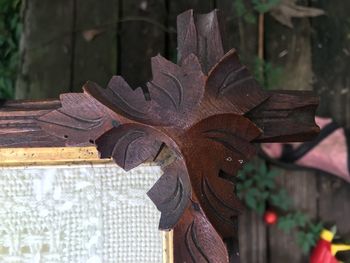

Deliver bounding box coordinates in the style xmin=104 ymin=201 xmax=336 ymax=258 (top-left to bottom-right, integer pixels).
xmin=16 ymin=0 xmax=74 ymax=99
xmin=268 ymin=170 xmax=317 ymax=263
xmin=167 ymin=0 xmax=215 ymax=62
xmin=120 ymin=0 xmax=166 ymax=87
xmin=73 ymin=0 xmax=118 ymax=91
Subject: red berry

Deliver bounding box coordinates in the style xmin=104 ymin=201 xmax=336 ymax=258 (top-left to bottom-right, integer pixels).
xmin=264 ymin=210 xmax=278 ymax=225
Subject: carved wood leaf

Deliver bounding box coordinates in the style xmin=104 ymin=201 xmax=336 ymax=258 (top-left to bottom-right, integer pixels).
xmin=206 ymin=49 xmax=270 ymax=115
xmin=177 ymin=9 xmax=225 ymax=74
xmin=174 ymin=202 xmax=229 ymax=263
xmin=247 ymin=91 xmax=320 ymax=142
xmin=83 ymin=77 xmax=152 ymax=123
xmin=95 ymin=124 xmax=162 ymax=171
xmin=84 ymin=54 xmax=205 ymax=127
xmin=147 ymin=159 xmax=191 ymax=230
xmin=146 ymin=54 xmax=205 ymax=127
xmin=38 ymin=93 xmax=113 ymax=146
xmin=182 ymin=114 xmax=261 ymax=237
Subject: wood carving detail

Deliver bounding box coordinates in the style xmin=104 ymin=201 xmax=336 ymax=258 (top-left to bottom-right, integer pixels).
xmin=0 ymin=9 xmax=320 ymax=263
xmin=85 ymin=54 xmax=205 ymax=127
xmin=147 ymin=159 xmax=191 ymax=230
xmin=174 ymin=202 xmax=229 ymax=263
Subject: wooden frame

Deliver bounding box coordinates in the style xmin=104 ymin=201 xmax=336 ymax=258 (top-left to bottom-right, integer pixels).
xmin=0 ymin=146 xmax=174 ymax=263
xmin=0 ymin=9 xmax=319 ymax=262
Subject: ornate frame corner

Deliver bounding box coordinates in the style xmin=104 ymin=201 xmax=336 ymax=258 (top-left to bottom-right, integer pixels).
xmin=0 ymin=9 xmax=319 ymax=263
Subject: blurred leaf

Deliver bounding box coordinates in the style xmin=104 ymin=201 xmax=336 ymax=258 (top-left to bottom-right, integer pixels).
xmin=270 ymin=189 xmax=291 ymax=211
xmin=297 ymin=230 xmax=317 ymax=253
xmin=252 ymin=0 xmax=282 ymax=13
xmin=0 ymin=0 xmax=21 ymax=99
xmin=244 ymin=12 xmax=257 ymax=24
xmin=270 ymin=0 xmax=325 ymax=28
xmin=234 ymin=0 xmax=247 ymax=17
xmin=254 ymin=57 xmax=284 ymax=89
xmin=278 ymin=212 xmax=309 ymax=233
xmin=233 ymin=0 xmax=257 ymax=24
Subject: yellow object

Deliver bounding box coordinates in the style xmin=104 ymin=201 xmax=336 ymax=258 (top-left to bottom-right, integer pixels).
xmin=321 ymin=229 xmax=335 ymax=242
xmin=331 ymin=244 xmax=350 ymax=256
xmin=0 ymin=147 xmax=106 ymax=166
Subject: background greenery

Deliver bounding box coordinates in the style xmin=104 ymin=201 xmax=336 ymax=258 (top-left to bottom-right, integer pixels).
xmin=0 ymin=0 xmax=21 ymax=99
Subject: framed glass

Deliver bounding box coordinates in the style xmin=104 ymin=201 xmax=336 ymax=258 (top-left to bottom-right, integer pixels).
xmin=0 ymin=147 xmax=173 ymax=263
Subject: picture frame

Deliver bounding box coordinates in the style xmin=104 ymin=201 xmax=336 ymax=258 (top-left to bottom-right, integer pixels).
xmin=0 ymin=146 xmax=174 ymax=262
xmin=0 ymin=9 xmax=319 ymax=262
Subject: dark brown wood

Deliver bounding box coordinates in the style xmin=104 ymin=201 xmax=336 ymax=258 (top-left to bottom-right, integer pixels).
xmin=248 ymin=91 xmax=319 ymax=142
xmin=148 ymin=159 xmax=192 ymax=230
xmin=173 ymin=201 xmax=229 ymax=263
xmin=0 ymin=9 xmax=319 ymax=263
xmin=167 ymin=0 xmax=215 ymax=62
xmin=177 ymin=10 xmax=225 ymax=73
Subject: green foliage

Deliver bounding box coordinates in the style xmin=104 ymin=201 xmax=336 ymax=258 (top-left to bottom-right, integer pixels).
xmin=296 ymin=222 xmax=324 ymax=253
xmin=254 ymin=57 xmax=284 ymax=89
xmin=278 ymin=212 xmax=308 ymax=233
xmin=237 ymin=161 xmax=323 ymax=253
xmin=233 ymin=0 xmax=256 ymax=24
xmin=0 ymin=0 xmax=21 ymax=99
xmin=269 ymin=189 xmax=291 ymax=211
xmin=233 ymin=0 xmax=282 ymax=24
xmin=251 ymin=0 xmax=281 ymax=14
xmin=237 ymin=162 xmax=279 ymax=214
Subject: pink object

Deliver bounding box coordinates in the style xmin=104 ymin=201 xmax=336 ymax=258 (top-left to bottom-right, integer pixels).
xmin=262 ymin=117 xmax=350 ymax=182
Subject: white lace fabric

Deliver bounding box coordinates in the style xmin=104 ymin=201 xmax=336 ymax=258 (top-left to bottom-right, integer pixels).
xmin=0 ymin=164 xmax=163 ymax=263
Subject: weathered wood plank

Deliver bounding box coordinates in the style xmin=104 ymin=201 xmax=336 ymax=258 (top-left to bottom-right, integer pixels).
xmin=120 ymin=0 xmax=166 ymax=87
xmin=238 ymin=211 xmax=267 ymax=263
xmin=73 ymin=0 xmax=119 ymax=91
xmin=268 ymin=170 xmax=317 ymax=263
xmin=265 ymin=3 xmax=313 ymax=91
xmin=311 ymin=1 xmax=350 ymax=261
xmin=265 ymin=7 xmax=318 ymax=262
xmin=16 ymin=0 xmax=74 ymax=99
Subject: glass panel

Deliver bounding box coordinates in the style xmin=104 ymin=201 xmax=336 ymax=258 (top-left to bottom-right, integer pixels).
xmin=0 ymin=164 xmax=162 ymax=263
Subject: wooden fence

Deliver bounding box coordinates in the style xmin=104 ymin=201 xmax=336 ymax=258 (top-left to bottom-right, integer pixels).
xmin=15 ymin=0 xmax=350 ymax=262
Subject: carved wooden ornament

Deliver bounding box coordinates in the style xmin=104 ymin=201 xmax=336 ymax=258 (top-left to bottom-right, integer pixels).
xmin=0 ymin=10 xmax=319 ymax=263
